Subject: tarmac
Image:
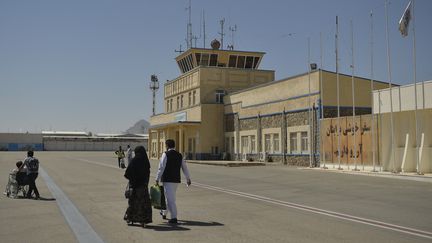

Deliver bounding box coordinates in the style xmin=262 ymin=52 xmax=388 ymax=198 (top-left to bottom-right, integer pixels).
xmin=1 ymin=152 xmax=432 ymax=243
xmin=188 ymin=159 xmax=432 ymax=183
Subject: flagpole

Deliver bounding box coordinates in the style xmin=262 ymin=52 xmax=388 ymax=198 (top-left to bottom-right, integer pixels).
xmin=320 ymin=32 xmax=327 ymax=169
xmin=336 ymin=16 xmax=342 ymax=170
xmin=370 ymin=10 xmax=377 ymax=172
xmin=411 ymin=0 xmax=421 ymax=174
xmin=308 ymin=37 xmax=313 ymax=168
xmin=350 ymin=19 xmax=358 ymax=171
xmin=385 ymin=0 xmax=397 ymax=173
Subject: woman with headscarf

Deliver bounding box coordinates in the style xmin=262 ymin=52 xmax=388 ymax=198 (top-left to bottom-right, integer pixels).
xmin=123 ymin=146 xmax=152 ymax=227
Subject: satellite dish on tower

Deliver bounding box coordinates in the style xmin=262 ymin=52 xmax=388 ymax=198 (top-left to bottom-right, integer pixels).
xmin=210 ymin=39 xmax=221 ymax=50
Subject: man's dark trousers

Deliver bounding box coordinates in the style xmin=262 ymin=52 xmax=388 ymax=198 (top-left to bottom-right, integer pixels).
xmin=27 ymin=173 xmax=40 ymax=198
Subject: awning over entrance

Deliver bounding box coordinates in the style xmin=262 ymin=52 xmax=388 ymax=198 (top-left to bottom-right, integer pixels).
xmin=149 ymin=121 xmax=201 ymax=129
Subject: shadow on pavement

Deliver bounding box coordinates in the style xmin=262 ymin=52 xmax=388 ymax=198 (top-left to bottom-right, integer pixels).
xmin=36 ymin=196 xmax=56 ymax=201
xmin=142 ymin=224 xmax=190 ymax=231
xmin=178 ymin=220 xmax=224 ymax=227
xmin=13 ymin=196 xmax=56 ymax=201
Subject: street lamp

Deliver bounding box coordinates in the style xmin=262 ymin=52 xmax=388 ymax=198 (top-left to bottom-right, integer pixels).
xmin=150 ymin=74 xmax=159 ymax=116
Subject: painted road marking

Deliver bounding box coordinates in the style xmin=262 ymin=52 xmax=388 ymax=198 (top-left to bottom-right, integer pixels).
xmin=192 ymin=182 xmax=432 ymax=240
xmin=71 ymin=157 xmax=432 ymax=240
xmin=39 ymin=167 xmax=104 ymax=243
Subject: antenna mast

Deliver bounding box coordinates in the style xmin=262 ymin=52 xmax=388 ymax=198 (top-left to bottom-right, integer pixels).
xmin=186 ymin=0 xmax=192 ymax=49
xmin=218 ymin=18 xmax=225 ymax=50
xmin=202 ymin=10 xmax=206 ymax=48
xmin=229 ymin=25 xmax=237 ymax=50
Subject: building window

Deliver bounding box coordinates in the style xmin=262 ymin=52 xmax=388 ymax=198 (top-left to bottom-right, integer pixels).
xmin=273 ymin=134 xmax=279 ymax=153
xmin=195 ymin=53 xmax=201 ymax=65
xmin=200 ymin=53 xmax=209 ymax=66
xmin=237 ymin=56 xmax=245 ymax=68
xmin=245 ymin=56 xmax=254 ymax=69
xmin=253 ymin=56 xmax=260 ymax=69
xmin=180 ymin=95 xmax=184 ymax=108
xmin=301 ymin=131 xmax=309 ymax=154
xmin=215 ymin=90 xmax=225 ymax=104
xmin=265 ymin=134 xmax=271 ymax=153
xmin=166 ymin=100 xmax=169 ymax=112
xmin=209 ymin=54 xmax=218 ymax=66
xmin=193 ymin=90 xmax=196 ymax=105
xmin=241 ymin=136 xmax=249 ymax=154
xmin=186 ymin=54 xmax=194 ymax=70
xmin=250 ymin=135 xmax=256 ymax=153
xmin=228 ymin=55 xmax=237 ymax=67
xmin=188 ymin=92 xmax=192 ymax=106
xmin=176 ymin=96 xmax=180 ymax=110
xmin=170 ymin=99 xmax=173 ymax=111
xmin=290 ymin=133 xmax=298 ymax=154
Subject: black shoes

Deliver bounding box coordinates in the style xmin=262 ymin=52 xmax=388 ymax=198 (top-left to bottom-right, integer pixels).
xmin=160 ymin=211 xmax=167 ymax=220
xmin=168 ymin=218 xmax=178 ymax=224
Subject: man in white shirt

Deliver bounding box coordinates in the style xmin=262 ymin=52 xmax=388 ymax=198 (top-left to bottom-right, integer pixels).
xmin=126 ymin=145 xmax=133 ymax=166
xmin=155 ymin=139 xmax=191 ymax=224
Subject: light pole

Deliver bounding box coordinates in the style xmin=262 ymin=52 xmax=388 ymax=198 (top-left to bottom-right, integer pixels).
xmin=150 ymin=74 xmax=159 ymax=116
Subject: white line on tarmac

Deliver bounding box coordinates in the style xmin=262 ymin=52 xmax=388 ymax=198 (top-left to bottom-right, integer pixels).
xmin=71 ymin=157 xmax=432 ymax=240
xmin=192 ymin=182 xmax=432 ymax=240
xmin=39 ymin=167 xmax=104 ymax=243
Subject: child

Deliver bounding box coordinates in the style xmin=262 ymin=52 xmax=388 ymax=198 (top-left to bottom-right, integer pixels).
xmin=4 ymin=161 xmax=23 ymax=198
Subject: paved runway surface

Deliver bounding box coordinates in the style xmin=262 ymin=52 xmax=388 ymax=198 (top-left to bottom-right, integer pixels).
xmin=1 ymin=152 xmax=432 ymax=243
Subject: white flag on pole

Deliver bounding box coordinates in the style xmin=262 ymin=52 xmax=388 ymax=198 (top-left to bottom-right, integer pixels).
xmin=399 ymin=1 xmax=412 ymax=37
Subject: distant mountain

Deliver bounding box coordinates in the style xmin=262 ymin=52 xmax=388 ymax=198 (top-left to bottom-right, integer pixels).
xmin=125 ymin=119 xmax=150 ymax=134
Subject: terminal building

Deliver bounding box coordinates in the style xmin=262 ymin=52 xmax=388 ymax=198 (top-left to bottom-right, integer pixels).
xmin=148 ymin=42 xmax=390 ymax=166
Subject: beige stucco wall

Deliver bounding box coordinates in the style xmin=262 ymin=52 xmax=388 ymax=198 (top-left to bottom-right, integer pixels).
xmin=199 ymin=67 xmax=274 ymax=104
xmin=197 ymin=104 xmax=225 ymax=154
xmin=224 ymin=71 xmax=321 ymax=118
xmin=373 ymin=81 xmax=432 ymax=113
xmin=374 ymin=81 xmax=432 ymax=173
xmin=322 ymin=71 xmax=389 ymax=108
xmin=379 ymin=109 xmax=432 ymax=173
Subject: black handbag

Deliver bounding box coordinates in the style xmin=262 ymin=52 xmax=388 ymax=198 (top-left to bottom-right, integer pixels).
xmin=124 ymin=183 xmax=132 ymax=199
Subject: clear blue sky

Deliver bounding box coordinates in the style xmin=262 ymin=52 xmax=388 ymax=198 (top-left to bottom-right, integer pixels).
xmin=1 ymin=0 xmax=431 ymax=134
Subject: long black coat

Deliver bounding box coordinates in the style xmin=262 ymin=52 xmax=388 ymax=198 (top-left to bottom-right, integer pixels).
xmin=124 ymin=155 xmax=150 ymax=188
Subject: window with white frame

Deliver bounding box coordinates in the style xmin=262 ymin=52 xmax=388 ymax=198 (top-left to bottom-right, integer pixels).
xmin=273 ymin=134 xmax=280 ymax=153
xmin=301 ymin=131 xmax=309 ymax=153
xmin=264 ymin=133 xmax=280 ymax=153
xmin=250 ymin=135 xmax=256 ymax=153
xmin=290 ymin=132 xmax=298 ymax=154
xmin=264 ymin=134 xmax=271 ymax=153
xmin=241 ymin=136 xmax=249 ymax=154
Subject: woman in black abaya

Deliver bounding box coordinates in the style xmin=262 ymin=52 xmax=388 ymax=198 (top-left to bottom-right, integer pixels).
xmin=124 ymin=145 xmax=152 ymax=227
